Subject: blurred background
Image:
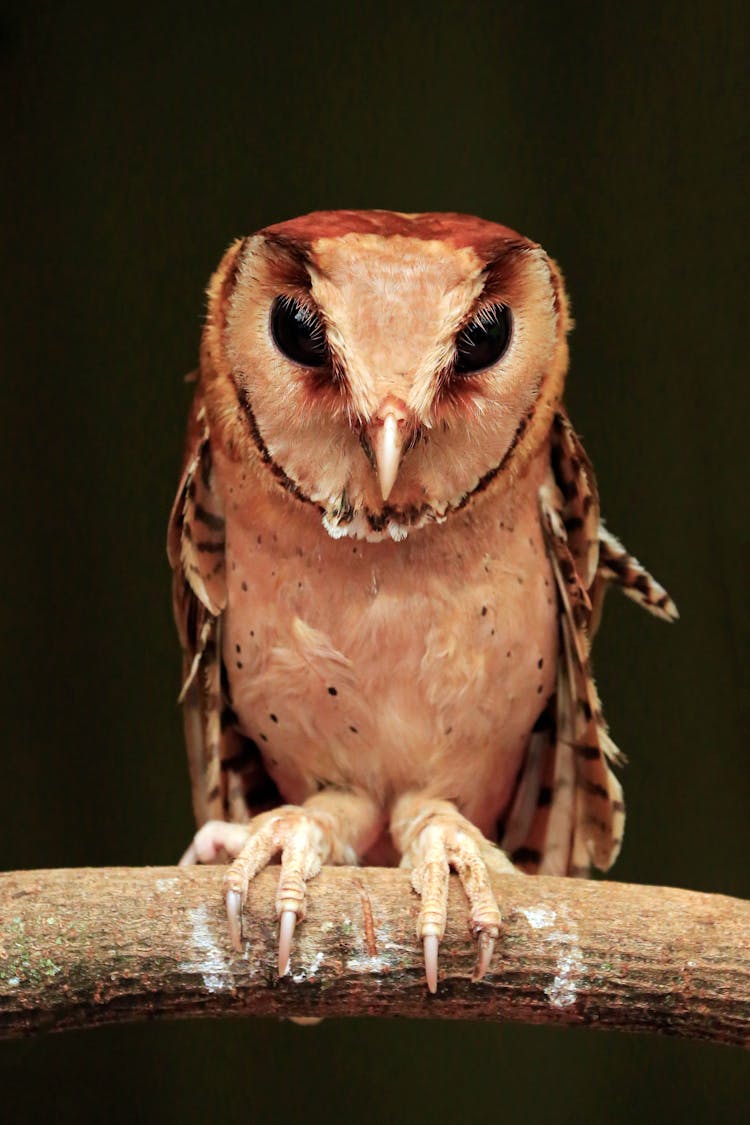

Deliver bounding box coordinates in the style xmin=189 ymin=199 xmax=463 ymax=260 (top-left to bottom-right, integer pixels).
xmin=1 ymin=1 xmax=748 ymax=1120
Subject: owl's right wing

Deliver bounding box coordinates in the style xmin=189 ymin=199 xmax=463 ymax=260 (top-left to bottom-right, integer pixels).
xmin=167 ymin=392 xmax=278 ymax=830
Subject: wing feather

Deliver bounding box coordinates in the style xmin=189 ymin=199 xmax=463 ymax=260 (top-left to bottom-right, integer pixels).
xmin=167 ymin=393 xmax=278 ymax=829
xmin=530 ymin=409 xmax=679 ymax=873
xmin=539 ymin=423 xmax=627 ymax=874
xmin=505 ymin=409 xmax=653 ymax=876
xmin=591 ymin=525 xmax=679 ymax=630
xmin=500 ymin=698 xmax=555 ymax=870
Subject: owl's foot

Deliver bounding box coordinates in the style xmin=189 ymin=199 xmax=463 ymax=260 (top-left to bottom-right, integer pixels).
xmin=221 ymin=804 xmax=354 ymax=972
xmin=392 ymin=796 xmax=516 ymax=994
xmin=180 ymin=793 xmax=382 ymax=976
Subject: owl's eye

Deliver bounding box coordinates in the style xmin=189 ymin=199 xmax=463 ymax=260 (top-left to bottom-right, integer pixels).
xmin=454 ymin=304 xmax=512 ymax=375
xmin=270 ymin=296 xmax=329 ymax=368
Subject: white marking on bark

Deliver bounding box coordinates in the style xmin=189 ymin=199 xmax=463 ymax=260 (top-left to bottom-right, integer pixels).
xmin=181 ymin=904 xmax=234 ymax=992
xmin=546 ymin=922 xmax=584 ymax=1008
xmin=346 ymin=955 xmax=391 ymax=972
xmin=519 ymin=904 xmax=557 ymax=930
xmin=519 ymin=902 xmax=584 ymax=1008
xmin=291 ymin=949 xmax=326 ymax=984
xmin=383 ymin=939 xmax=412 ymax=954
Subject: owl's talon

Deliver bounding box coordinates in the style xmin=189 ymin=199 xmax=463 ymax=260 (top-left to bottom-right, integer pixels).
xmin=217 ymin=802 xmax=363 ymax=965
xmin=394 ymin=797 xmax=509 ymax=992
xmin=473 ymin=929 xmax=496 ymax=982
xmin=226 ymin=889 xmax=243 ymax=952
xmin=278 ymin=909 xmax=297 ymax=976
xmin=423 ymin=935 xmax=439 ymax=994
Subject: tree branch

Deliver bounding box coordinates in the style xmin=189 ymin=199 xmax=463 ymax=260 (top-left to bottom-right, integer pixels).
xmin=0 ymin=866 xmax=748 ymax=1044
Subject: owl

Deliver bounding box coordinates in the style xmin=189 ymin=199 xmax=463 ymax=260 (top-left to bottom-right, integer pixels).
xmin=169 ymin=210 xmax=676 ymax=992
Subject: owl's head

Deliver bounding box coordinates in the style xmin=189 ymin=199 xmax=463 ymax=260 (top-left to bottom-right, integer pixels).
xmin=201 ymin=210 xmax=571 ymax=542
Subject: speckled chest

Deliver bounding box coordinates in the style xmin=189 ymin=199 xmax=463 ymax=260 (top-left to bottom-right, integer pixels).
xmin=218 ymin=454 xmax=558 ymax=833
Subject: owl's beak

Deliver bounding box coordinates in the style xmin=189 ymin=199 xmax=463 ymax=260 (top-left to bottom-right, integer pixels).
xmin=369 ymin=410 xmax=407 ymax=502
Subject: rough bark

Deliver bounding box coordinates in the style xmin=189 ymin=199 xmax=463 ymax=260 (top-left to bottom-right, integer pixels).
xmin=0 ymin=866 xmax=748 ymax=1045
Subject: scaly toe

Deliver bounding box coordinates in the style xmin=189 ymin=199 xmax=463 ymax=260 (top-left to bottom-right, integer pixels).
xmin=278 ymin=909 xmax=297 ymax=976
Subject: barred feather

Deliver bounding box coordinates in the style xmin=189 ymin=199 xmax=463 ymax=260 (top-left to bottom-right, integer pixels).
xmin=500 ymin=698 xmax=556 ymax=871
xmin=549 ymin=411 xmax=600 ymax=586
xmin=540 ymin=407 xmax=627 ymax=867
xmin=167 ymin=395 xmax=278 ymax=829
xmin=593 ymin=526 xmax=679 ymax=628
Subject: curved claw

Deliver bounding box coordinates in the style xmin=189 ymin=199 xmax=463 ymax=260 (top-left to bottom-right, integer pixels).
xmin=423 ymin=934 xmax=439 ymax=994
xmin=226 ymin=889 xmax=243 ymax=952
xmin=278 ymin=909 xmax=297 ymax=976
xmin=474 ymin=930 xmax=496 ymax=982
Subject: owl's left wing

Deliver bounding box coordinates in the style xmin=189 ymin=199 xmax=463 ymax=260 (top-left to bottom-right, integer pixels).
xmin=167 ymin=396 xmax=229 ymax=826
xmin=502 ymin=411 xmax=675 ymax=877
xmin=167 ymin=393 xmax=278 ymax=830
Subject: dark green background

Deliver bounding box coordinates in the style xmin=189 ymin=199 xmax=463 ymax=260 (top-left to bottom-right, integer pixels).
xmin=1 ymin=2 xmax=748 ymax=1121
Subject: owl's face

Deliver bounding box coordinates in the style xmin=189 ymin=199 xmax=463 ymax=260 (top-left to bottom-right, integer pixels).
xmin=203 ymin=211 xmax=570 ymax=542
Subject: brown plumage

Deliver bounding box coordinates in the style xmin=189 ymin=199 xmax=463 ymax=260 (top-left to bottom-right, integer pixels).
xmin=168 ymin=210 xmax=676 ymax=991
